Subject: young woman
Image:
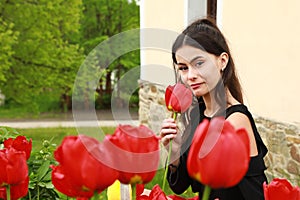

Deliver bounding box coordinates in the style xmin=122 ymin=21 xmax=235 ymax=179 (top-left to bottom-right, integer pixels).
xmin=160 ymin=18 xmax=268 ymax=200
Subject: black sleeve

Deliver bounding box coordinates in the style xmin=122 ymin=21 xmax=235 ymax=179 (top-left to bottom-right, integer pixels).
xmin=238 ymin=174 xmax=267 ymax=200
xmin=167 ymin=155 xmax=192 ymax=194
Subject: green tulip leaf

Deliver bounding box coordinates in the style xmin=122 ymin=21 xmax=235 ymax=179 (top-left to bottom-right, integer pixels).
xmin=37 ymin=160 xmax=50 ymax=182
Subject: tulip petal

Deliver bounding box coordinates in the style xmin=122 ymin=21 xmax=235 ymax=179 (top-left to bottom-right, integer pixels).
xmin=264 ymin=178 xmax=300 ymax=200
xmin=165 ymin=83 xmax=193 ymax=113
xmin=149 ymin=184 xmax=168 ymax=200
xmin=187 ymin=117 xmax=250 ymax=188
xmin=10 ymin=176 xmax=29 ymax=200
xmin=104 ymin=125 xmax=159 ymax=184
xmin=4 ymin=136 xmax=32 ymax=160
xmin=52 ymin=135 xmax=118 ymax=198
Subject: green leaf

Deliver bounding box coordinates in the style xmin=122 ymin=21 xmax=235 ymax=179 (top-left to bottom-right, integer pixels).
xmin=42 ymin=170 xmax=52 ymax=181
xmin=37 ymin=160 xmax=51 ymax=182
xmin=44 ymin=181 xmax=55 ymax=189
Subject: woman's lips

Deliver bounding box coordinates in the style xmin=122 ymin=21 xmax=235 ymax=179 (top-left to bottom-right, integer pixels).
xmin=190 ymin=83 xmax=204 ymax=90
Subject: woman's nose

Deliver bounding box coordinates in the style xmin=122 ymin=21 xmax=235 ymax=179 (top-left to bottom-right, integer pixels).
xmin=187 ymin=66 xmax=198 ymax=79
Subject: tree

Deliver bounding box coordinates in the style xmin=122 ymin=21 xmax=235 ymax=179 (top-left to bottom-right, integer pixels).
xmin=0 ymin=0 xmax=84 ymax=113
xmin=0 ymin=16 xmax=18 ymax=83
xmin=80 ymin=0 xmax=140 ymax=109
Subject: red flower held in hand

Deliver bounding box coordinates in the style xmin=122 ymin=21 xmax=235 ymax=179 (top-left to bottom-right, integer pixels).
xmin=104 ymin=124 xmax=160 ymax=185
xmin=165 ymin=83 xmax=193 ymax=113
xmin=51 ymin=135 xmax=118 ymax=199
xmin=187 ymin=117 xmax=250 ymax=188
xmin=263 ymin=178 xmax=300 ymax=200
xmin=4 ymin=135 xmax=32 ymax=160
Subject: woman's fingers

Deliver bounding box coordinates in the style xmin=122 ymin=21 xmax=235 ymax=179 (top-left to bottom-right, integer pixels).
xmin=160 ymin=127 xmax=177 ymax=136
xmin=161 ymin=119 xmax=177 ymax=129
xmin=160 ymin=118 xmax=178 ymax=146
xmin=161 ymin=132 xmax=177 ymax=146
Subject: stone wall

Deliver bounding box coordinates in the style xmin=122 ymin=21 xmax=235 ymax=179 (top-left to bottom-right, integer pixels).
xmin=138 ymin=79 xmax=171 ymax=135
xmin=255 ymin=117 xmax=300 ymax=186
xmin=138 ymin=79 xmax=300 ymax=186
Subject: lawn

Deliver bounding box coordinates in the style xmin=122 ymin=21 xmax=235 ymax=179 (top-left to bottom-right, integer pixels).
xmin=2 ymin=126 xmax=196 ymax=199
xmin=17 ymin=126 xmax=116 ymax=149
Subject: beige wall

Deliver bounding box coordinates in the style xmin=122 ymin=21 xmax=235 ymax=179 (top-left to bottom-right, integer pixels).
xmin=140 ymin=0 xmax=185 ymax=86
xmin=140 ymin=0 xmax=208 ymax=86
xmin=220 ymin=0 xmax=300 ymax=123
xmin=141 ymin=0 xmax=300 ymax=124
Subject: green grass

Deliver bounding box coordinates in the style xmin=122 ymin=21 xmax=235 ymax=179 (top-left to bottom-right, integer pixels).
xmin=14 ymin=126 xmax=196 ymax=199
xmin=0 ymin=107 xmax=35 ymax=119
xmin=0 ymin=106 xmax=67 ymax=120
xmin=17 ymin=126 xmax=116 ymax=149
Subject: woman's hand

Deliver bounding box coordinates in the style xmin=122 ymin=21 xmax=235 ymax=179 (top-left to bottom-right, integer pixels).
xmin=160 ymin=118 xmax=182 ymax=166
xmin=160 ymin=118 xmax=177 ymax=146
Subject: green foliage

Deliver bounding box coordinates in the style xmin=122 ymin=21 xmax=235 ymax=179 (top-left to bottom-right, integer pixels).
xmin=0 ymin=126 xmax=21 ymax=145
xmin=18 ymin=126 xmax=116 ymax=149
xmin=0 ymin=0 xmax=84 ymax=113
xmin=0 ymin=0 xmax=140 ymax=114
xmin=78 ymin=0 xmax=140 ymax=109
xmin=0 ymin=17 xmax=18 ymax=83
xmin=25 ymin=139 xmax=59 ymax=200
xmin=0 ymin=127 xmax=60 ymax=199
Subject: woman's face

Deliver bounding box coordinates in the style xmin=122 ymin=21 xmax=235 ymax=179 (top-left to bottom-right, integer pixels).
xmin=175 ymin=45 xmax=227 ymax=98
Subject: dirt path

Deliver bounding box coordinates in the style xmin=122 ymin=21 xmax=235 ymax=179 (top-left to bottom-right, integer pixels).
xmin=0 ymin=109 xmax=139 ymax=128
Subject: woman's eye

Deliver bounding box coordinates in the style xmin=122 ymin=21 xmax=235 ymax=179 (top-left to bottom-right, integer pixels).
xmin=194 ymin=61 xmax=204 ymax=67
xmin=178 ymin=66 xmax=188 ymax=71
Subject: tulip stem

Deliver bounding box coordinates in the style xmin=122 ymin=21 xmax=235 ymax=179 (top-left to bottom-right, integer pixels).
xmin=6 ymin=185 xmax=11 ymax=200
xmin=202 ymin=185 xmax=211 ymax=200
xmin=172 ymin=112 xmax=178 ymax=120
xmin=162 ymin=139 xmax=172 ymax=191
xmin=37 ymin=186 xmax=40 ymax=200
xmin=92 ymin=191 xmax=100 ymax=200
xmin=162 ymin=111 xmax=178 ymax=192
xmin=131 ymin=184 xmax=136 ymax=200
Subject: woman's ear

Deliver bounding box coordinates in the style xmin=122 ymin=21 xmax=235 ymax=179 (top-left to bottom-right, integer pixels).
xmin=219 ymin=52 xmax=229 ymax=72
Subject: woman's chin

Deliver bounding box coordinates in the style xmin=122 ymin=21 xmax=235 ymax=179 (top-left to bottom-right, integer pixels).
xmin=193 ymin=89 xmax=207 ymax=98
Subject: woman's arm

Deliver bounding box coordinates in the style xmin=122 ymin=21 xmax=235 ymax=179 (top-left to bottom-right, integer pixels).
xmin=160 ymin=118 xmax=192 ymax=194
xmin=167 ymin=154 xmax=193 ymax=194
xmin=226 ymin=112 xmax=258 ymax=156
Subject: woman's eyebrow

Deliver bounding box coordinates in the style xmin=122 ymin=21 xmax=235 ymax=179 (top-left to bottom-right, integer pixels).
xmin=190 ymin=56 xmax=204 ymax=63
xmin=177 ymin=56 xmax=204 ymax=65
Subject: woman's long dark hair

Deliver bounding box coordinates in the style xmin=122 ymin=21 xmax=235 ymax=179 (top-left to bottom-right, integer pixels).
xmin=172 ymin=18 xmax=244 ymax=152
xmin=172 ymin=18 xmax=243 ymax=105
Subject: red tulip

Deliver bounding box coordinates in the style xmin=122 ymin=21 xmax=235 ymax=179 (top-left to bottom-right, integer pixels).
xmin=0 ymin=148 xmax=29 ymax=200
xmin=136 ymin=184 xmax=145 ymax=197
xmin=103 ymin=124 xmax=160 ymax=184
xmin=187 ymin=117 xmax=250 ymax=188
xmin=136 ymin=184 xmax=151 ymax=200
xmin=136 ymin=184 xmax=198 ymax=200
xmin=148 ymin=184 xmax=168 ymax=199
xmin=263 ymin=178 xmax=300 ymax=200
xmin=4 ymin=135 xmax=32 ymax=160
xmin=0 ymin=148 xmax=28 ymax=185
xmin=51 ymin=164 xmax=94 ymax=198
xmin=51 ymin=135 xmax=118 ymax=198
xmin=165 ymin=83 xmax=193 ymax=113
xmin=0 ymin=177 xmax=29 ymax=200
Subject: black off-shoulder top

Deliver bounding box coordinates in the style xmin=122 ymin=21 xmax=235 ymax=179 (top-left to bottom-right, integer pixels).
xmin=167 ymin=104 xmax=268 ymax=200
